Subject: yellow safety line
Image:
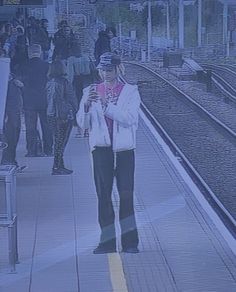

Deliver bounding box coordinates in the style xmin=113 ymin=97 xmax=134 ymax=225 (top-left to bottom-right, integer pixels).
xmin=108 ymin=253 xmax=128 ymax=292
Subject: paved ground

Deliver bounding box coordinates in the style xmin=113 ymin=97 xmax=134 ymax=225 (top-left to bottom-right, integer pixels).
xmin=0 ymin=116 xmax=236 ymax=292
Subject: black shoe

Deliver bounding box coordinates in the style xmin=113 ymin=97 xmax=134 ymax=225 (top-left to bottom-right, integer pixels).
xmin=61 ymin=167 xmax=73 ymax=174
xmin=1 ymin=160 xmax=18 ymax=167
xmin=52 ymin=168 xmax=73 ymax=175
xmin=122 ymin=247 xmax=139 ymax=254
xmin=93 ymin=244 xmax=116 ymax=254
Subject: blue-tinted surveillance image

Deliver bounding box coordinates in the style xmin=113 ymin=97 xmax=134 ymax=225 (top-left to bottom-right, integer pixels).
xmin=0 ymin=0 xmax=236 ymax=291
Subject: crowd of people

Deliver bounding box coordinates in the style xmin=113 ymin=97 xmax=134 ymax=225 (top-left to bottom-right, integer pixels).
xmin=1 ymin=11 xmax=141 ymax=253
xmin=0 ymin=11 xmax=96 ymax=174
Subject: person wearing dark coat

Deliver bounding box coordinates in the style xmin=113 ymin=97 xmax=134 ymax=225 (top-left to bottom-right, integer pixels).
xmin=46 ymin=60 xmax=78 ymax=175
xmin=52 ymin=25 xmax=76 ymax=61
xmin=31 ymin=19 xmax=50 ymax=61
xmin=53 ymin=20 xmax=69 ymax=43
xmin=12 ymin=11 xmax=24 ymax=28
xmin=94 ymin=27 xmax=116 ymax=66
xmin=11 ymin=25 xmax=28 ymax=73
xmin=1 ymin=73 xmax=23 ymax=166
xmin=94 ymin=31 xmax=110 ymax=66
xmin=22 ymin=44 xmax=53 ymax=157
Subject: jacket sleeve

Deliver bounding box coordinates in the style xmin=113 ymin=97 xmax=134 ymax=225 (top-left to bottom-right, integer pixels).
xmin=46 ymin=80 xmax=56 ymax=116
xmin=104 ymin=86 xmax=141 ymax=128
xmin=65 ymin=80 xmax=78 ymax=114
xmin=76 ymin=87 xmax=91 ymax=129
xmin=66 ymin=57 xmax=74 ymax=84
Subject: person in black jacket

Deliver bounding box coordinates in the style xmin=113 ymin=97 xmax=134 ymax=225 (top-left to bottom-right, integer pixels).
xmin=1 ymin=73 xmax=23 ymax=166
xmin=22 ymin=44 xmax=53 ymax=157
xmin=12 ymin=11 xmax=24 ymax=28
xmin=32 ymin=19 xmax=50 ymax=61
xmin=94 ymin=27 xmax=116 ymax=66
xmin=11 ymin=25 xmax=28 ymax=73
xmin=46 ymin=60 xmax=78 ymax=175
xmin=52 ymin=25 xmax=76 ymax=61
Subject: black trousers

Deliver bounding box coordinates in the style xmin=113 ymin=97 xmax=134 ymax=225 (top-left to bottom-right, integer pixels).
xmin=24 ymin=109 xmax=53 ymax=155
xmin=92 ymin=147 xmax=139 ymax=249
xmin=1 ymin=111 xmax=21 ymax=165
xmin=48 ymin=117 xmax=72 ymax=169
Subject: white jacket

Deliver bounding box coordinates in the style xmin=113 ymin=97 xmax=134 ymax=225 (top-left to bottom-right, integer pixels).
xmin=76 ymin=83 xmax=141 ymax=152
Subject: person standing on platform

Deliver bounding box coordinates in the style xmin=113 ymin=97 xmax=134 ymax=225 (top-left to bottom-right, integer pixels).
xmin=66 ymin=43 xmax=94 ymax=109
xmin=94 ymin=27 xmax=116 ymax=66
xmin=12 ymin=11 xmax=24 ymax=28
xmin=22 ymin=44 xmax=53 ymax=157
xmin=52 ymin=25 xmax=76 ymax=62
xmin=1 ymin=73 xmax=23 ymax=167
xmin=46 ymin=60 xmax=78 ymax=175
xmin=67 ymin=42 xmax=96 ymax=137
xmin=77 ymin=52 xmax=140 ymax=254
xmin=33 ymin=19 xmax=51 ymax=62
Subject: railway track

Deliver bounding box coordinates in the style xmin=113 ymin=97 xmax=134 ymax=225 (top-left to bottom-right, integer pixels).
xmin=201 ymin=63 xmax=236 ymax=103
xmin=123 ymin=62 xmax=236 ymax=236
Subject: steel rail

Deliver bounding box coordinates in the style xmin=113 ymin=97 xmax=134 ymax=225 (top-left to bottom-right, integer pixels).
xmin=212 ymin=74 xmax=236 ymax=102
xmin=201 ymin=63 xmax=236 ymax=102
xmin=123 ymin=61 xmax=236 ymax=237
xmin=201 ymin=63 xmax=236 ymax=75
xmin=124 ymin=61 xmax=236 ymax=140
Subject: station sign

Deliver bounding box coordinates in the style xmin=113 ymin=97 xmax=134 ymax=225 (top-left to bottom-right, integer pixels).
xmin=88 ymin=0 xmax=138 ymax=3
xmin=0 ymin=0 xmax=46 ymax=7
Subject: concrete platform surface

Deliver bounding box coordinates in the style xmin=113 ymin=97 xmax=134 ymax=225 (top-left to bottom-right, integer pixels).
xmin=0 ymin=116 xmax=236 ymax=292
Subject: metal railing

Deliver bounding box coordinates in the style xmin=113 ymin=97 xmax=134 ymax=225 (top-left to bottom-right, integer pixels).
xmin=0 ymin=165 xmax=19 ymax=273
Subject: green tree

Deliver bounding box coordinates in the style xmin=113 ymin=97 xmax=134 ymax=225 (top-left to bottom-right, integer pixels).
xmin=96 ymin=2 xmax=144 ymax=37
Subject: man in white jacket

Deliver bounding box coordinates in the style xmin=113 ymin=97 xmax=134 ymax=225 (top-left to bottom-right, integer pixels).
xmin=77 ymin=52 xmax=140 ymax=254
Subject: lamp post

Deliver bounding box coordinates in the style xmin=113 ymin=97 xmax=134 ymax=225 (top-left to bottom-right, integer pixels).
xmin=178 ymin=0 xmax=184 ymax=48
xmin=66 ymin=0 xmax=69 ymax=19
xmin=197 ymin=0 xmax=202 ymax=47
xmin=223 ymin=2 xmax=228 ymax=45
xmin=147 ymin=0 xmax=152 ymax=61
xmin=166 ymin=0 xmax=170 ymax=40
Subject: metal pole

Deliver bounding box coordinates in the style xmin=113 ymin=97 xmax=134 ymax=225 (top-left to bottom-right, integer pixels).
xmin=66 ymin=0 xmax=69 ymax=19
xmin=197 ymin=0 xmax=202 ymax=47
xmin=147 ymin=0 xmax=152 ymax=61
xmin=119 ymin=22 xmax=122 ymax=52
xmin=223 ymin=3 xmax=228 ymax=45
xmin=166 ymin=1 xmax=170 ymax=40
xmin=178 ymin=0 xmax=184 ymax=49
xmin=227 ymin=31 xmax=230 ymax=57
